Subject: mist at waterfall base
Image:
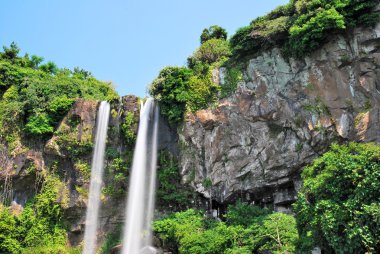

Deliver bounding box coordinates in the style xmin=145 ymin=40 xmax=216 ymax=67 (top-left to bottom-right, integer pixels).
xmin=83 ymin=101 xmax=110 ymax=254
xmin=122 ymin=98 xmax=159 ymax=254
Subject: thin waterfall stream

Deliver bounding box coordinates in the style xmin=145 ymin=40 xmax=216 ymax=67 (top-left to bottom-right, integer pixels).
xmin=83 ymin=101 xmax=110 ymax=254
xmin=122 ymin=98 xmax=159 ymax=254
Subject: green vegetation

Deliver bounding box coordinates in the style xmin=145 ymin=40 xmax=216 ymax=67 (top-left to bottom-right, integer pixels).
xmin=151 ymin=1 xmax=379 ymax=121
xmin=121 ymin=111 xmax=137 ymax=147
xmin=99 ymin=224 xmax=122 ymax=254
xmin=156 ymin=151 xmax=194 ymax=210
xmin=231 ymin=0 xmax=380 ymax=59
xmin=0 ymin=43 xmax=117 ymax=148
xmin=0 ymin=174 xmax=72 ymax=253
xmin=149 ymin=66 xmax=219 ymax=124
xmin=200 ymin=25 xmax=228 ymax=44
xmin=154 ymin=203 xmax=298 ymax=254
xmin=294 ymin=143 xmax=380 ymax=253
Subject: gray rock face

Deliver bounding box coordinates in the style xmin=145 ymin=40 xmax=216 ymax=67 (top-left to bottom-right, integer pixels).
xmin=179 ymin=24 xmax=380 ymax=209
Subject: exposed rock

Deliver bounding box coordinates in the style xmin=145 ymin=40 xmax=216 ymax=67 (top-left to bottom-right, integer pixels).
xmin=179 ymin=24 xmax=380 ymax=210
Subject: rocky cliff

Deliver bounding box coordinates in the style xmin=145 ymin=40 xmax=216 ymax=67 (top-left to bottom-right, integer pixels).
xmin=179 ymin=23 xmax=380 ymax=212
xmin=0 ymin=14 xmax=379 ymax=252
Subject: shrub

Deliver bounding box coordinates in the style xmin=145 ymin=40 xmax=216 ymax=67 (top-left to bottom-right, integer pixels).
xmin=149 ymin=66 xmax=218 ymax=124
xmin=287 ymin=7 xmax=346 ymax=57
xmin=225 ymin=201 xmax=271 ymax=227
xmin=0 ymin=174 xmax=68 ymax=253
xmin=220 ymin=68 xmax=242 ymax=98
xmin=294 ymin=143 xmax=380 ymax=253
xmin=154 ymin=205 xmax=298 ymax=254
xmin=230 ymin=0 xmax=380 ymax=60
xmin=25 ymin=113 xmax=54 ymax=135
xmin=191 ymin=39 xmax=231 ymax=65
xmin=156 ymin=151 xmax=193 ymax=210
xmin=0 ymin=44 xmax=118 ymax=141
xmin=121 ymin=111 xmax=137 ymax=147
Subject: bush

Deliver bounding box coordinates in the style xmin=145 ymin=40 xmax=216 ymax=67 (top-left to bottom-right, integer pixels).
xmin=149 ymin=66 xmax=219 ymax=124
xmin=25 ymin=113 xmax=54 ymax=135
xmin=225 ymin=201 xmax=271 ymax=227
xmin=294 ymin=143 xmax=380 ymax=253
xmin=229 ymin=0 xmax=380 ymax=60
xmin=287 ymin=7 xmax=346 ymax=57
xmin=154 ymin=205 xmax=298 ymax=254
xmin=191 ymin=39 xmax=231 ymax=65
xmin=0 ymin=43 xmax=118 ymax=141
xmin=0 ymin=174 xmax=69 ymax=253
xmin=156 ymin=151 xmax=193 ymax=210
xmin=220 ymin=68 xmax=243 ymax=98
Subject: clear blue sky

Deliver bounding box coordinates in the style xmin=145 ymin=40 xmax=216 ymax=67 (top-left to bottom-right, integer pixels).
xmin=0 ymin=0 xmax=288 ymax=97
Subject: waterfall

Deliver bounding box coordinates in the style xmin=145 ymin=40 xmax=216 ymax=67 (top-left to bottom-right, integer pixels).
xmin=83 ymin=101 xmax=110 ymax=254
xmin=122 ymin=98 xmax=159 ymax=254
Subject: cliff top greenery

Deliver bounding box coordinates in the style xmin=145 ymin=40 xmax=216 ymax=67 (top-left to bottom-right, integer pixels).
xmin=0 ymin=42 xmax=117 ymax=148
xmin=149 ymin=0 xmax=380 ymax=124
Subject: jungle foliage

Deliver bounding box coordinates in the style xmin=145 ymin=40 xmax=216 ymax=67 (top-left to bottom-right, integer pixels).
xmin=0 ymin=43 xmax=117 ymax=145
xmin=230 ymin=0 xmax=380 ymax=59
xmin=154 ymin=203 xmax=298 ymax=254
xmin=294 ymin=143 xmax=380 ymax=253
xmin=0 ymin=174 xmax=79 ymax=254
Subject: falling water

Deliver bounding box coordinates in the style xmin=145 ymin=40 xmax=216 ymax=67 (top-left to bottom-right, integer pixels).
xmin=122 ymin=98 xmax=159 ymax=254
xmin=83 ymin=101 xmax=110 ymax=254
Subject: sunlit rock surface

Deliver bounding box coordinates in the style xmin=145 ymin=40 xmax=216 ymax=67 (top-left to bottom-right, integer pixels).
xmin=179 ymin=24 xmax=380 ymax=210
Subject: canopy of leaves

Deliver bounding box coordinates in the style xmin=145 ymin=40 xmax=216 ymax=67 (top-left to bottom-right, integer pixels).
xmin=149 ymin=66 xmax=219 ymax=124
xmin=189 ymin=39 xmax=231 ymax=66
xmin=200 ymin=25 xmax=228 ymax=44
xmin=294 ymin=143 xmax=380 ymax=253
xmin=154 ymin=204 xmax=298 ymax=254
xmin=0 ymin=43 xmax=118 ymax=142
xmin=230 ymin=0 xmax=380 ymax=59
xmin=0 ymin=175 xmax=71 ymax=253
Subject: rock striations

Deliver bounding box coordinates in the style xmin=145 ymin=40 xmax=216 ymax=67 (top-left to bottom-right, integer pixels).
xmin=179 ymin=23 xmax=380 ymax=212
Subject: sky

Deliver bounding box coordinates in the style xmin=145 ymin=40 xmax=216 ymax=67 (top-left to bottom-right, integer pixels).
xmin=0 ymin=0 xmax=288 ymax=97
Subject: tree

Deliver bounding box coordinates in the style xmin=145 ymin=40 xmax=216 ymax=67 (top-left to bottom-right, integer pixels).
xmin=200 ymin=25 xmax=228 ymax=44
xmin=39 ymin=61 xmax=58 ymax=75
xmin=149 ymin=66 xmax=218 ymax=123
xmin=294 ymin=143 xmax=380 ymax=253
xmin=73 ymin=67 xmax=92 ymax=79
xmin=1 ymin=42 xmax=20 ymax=62
xmin=192 ymin=38 xmax=231 ymax=65
xmin=30 ymin=55 xmax=44 ymax=69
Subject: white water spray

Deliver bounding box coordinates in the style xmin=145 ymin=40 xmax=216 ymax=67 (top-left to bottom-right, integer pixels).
xmin=122 ymin=98 xmax=159 ymax=254
xmin=83 ymin=101 xmax=110 ymax=254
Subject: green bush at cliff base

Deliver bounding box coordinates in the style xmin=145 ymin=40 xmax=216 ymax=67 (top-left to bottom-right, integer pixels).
xmin=0 ymin=174 xmax=70 ymax=253
xmin=294 ymin=143 xmax=380 ymax=253
xmin=154 ymin=203 xmax=298 ymax=254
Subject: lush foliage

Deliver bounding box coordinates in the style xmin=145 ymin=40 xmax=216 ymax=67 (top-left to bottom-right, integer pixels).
xmin=154 ymin=203 xmax=298 ymax=254
xmin=230 ymin=0 xmax=380 ymax=58
xmin=149 ymin=66 xmax=219 ymax=123
xmin=0 ymin=43 xmax=117 ymax=145
xmin=200 ymin=25 xmax=228 ymax=44
xmin=0 ymin=174 xmax=71 ymax=253
xmin=121 ymin=111 xmax=137 ymax=147
xmin=294 ymin=143 xmax=380 ymax=253
xmin=189 ymin=39 xmax=231 ymax=67
xmin=156 ymin=151 xmax=194 ymax=210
